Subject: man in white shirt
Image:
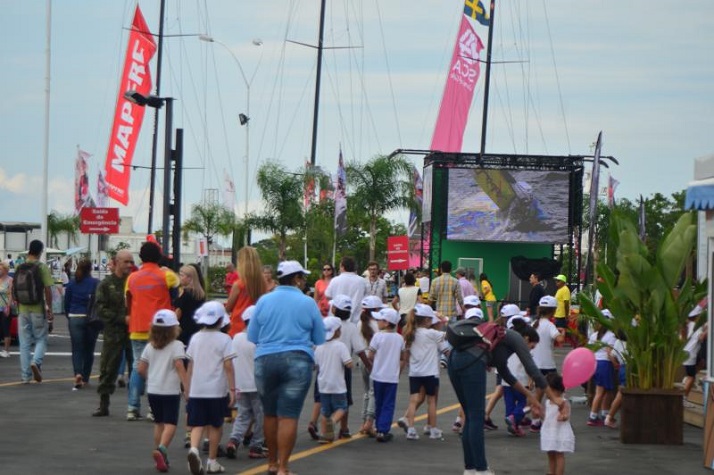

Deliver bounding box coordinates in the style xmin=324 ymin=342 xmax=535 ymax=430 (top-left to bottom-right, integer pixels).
xmin=325 ymin=257 xmax=370 ymax=323
xmin=417 ymin=269 xmax=430 ymax=296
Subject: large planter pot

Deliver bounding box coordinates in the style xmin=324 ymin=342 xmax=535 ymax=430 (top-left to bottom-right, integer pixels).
xmin=620 ymin=388 xmax=683 ymax=444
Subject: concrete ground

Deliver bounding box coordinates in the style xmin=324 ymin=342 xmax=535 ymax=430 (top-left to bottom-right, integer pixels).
xmin=0 ymin=316 xmax=709 ymax=475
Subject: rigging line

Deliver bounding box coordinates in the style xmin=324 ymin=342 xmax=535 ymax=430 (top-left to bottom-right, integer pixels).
xmin=276 ymin=60 xmax=319 ymax=161
xmin=542 ymin=0 xmax=571 ymax=153
xmin=498 ymin=3 xmax=517 ymax=153
xmin=343 ymin=0 xmax=357 ymax=162
xmin=323 ymin=51 xmax=357 ymax=161
xmin=511 ymin=0 xmax=530 ymax=153
xmin=374 ymin=0 xmax=403 ymax=147
xmin=527 ymin=89 xmax=549 ymax=155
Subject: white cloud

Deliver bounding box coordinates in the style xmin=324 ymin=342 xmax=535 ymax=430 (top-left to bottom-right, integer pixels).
xmin=0 ymin=168 xmax=30 ymax=193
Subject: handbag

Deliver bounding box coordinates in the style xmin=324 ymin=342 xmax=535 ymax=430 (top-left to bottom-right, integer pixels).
xmin=86 ymin=292 xmax=104 ymax=331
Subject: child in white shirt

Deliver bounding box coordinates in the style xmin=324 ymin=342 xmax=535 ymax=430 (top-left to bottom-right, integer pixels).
xmin=398 ymin=303 xmax=448 ymax=440
xmin=587 ymin=309 xmax=617 ymax=426
xmin=368 ymin=308 xmax=407 ymax=442
xmin=226 ymin=305 xmax=267 ymax=459
xmin=314 ymin=316 xmax=353 ymax=443
xmin=185 ymin=301 xmax=236 ymax=475
xmin=683 ymin=323 xmax=708 ymax=397
xmin=137 ymin=309 xmax=189 ymax=473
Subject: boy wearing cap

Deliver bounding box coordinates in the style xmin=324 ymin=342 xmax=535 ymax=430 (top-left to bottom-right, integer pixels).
xmin=226 ymin=305 xmax=267 ymax=460
xmin=314 ymin=316 xmax=353 ymax=443
xmin=368 ymin=308 xmax=407 ymax=442
xmin=186 ymin=301 xmax=237 ymax=475
xmin=333 ymin=295 xmax=371 ymax=438
xmin=137 ymin=309 xmax=189 ymax=473
xmin=553 ymin=275 xmax=570 ymax=329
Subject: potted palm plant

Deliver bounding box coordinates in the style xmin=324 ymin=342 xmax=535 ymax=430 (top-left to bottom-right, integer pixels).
xmin=579 ymin=211 xmax=706 ymax=444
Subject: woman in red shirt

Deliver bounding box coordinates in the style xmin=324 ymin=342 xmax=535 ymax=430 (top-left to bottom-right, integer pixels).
xmin=225 ymin=247 xmax=267 ymax=336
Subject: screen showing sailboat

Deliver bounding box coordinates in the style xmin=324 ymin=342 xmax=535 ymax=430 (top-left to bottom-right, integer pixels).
xmin=447 ymin=168 xmax=570 ymax=243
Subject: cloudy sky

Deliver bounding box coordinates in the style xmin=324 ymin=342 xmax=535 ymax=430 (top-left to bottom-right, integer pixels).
xmin=1 ymin=0 xmax=712 ymax=234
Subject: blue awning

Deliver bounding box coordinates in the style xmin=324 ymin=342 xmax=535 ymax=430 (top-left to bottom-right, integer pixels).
xmin=685 ymin=178 xmax=714 ymax=210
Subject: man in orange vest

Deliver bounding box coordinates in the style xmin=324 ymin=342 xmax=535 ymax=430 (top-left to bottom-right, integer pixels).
xmin=125 ymin=241 xmax=179 ymax=421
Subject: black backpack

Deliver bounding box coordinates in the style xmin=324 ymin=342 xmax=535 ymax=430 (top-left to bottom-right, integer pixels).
xmin=12 ymin=262 xmax=44 ymax=305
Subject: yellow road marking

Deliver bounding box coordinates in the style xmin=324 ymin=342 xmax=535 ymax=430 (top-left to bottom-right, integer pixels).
xmin=0 ymin=374 xmax=98 ymax=388
xmin=237 ymin=403 xmax=461 ymax=475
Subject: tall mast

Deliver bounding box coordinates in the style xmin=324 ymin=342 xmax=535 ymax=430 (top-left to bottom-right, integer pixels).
xmin=147 ymin=0 xmax=167 ymax=233
xmin=479 ymin=0 xmax=496 ymax=157
xmin=309 ymin=0 xmax=327 ymax=167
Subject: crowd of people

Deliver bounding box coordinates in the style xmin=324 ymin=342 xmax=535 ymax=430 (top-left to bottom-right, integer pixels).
xmin=2 ymin=243 xmax=709 ymax=475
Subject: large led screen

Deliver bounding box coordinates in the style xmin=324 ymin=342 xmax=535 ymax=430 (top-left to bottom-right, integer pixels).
xmin=447 ymin=168 xmax=570 ymax=243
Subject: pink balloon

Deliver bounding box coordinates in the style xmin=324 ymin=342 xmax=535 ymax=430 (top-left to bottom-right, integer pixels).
xmin=562 ymin=347 xmax=596 ymax=389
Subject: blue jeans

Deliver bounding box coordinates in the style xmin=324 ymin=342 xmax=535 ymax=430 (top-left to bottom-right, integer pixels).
xmin=128 ymin=339 xmax=148 ymax=412
xmin=373 ymin=381 xmax=398 ymax=434
xmin=18 ymin=311 xmax=48 ymax=382
xmin=448 ymin=349 xmax=488 ymax=471
xmin=255 ymin=351 xmax=313 ymax=419
xmin=67 ymin=316 xmax=99 ymax=382
xmin=502 ymin=385 xmax=526 ymax=424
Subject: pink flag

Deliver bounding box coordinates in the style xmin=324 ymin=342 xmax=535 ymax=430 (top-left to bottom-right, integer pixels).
xmin=74 ymin=149 xmax=95 ymax=213
xmin=430 ymin=14 xmax=484 ymax=152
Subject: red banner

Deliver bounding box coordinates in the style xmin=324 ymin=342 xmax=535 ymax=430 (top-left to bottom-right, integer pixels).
xmin=387 ymin=235 xmax=410 ymax=271
xmin=430 ymin=14 xmax=484 ymax=152
xmin=80 ymin=207 xmax=120 ymax=234
xmin=103 ymin=6 xmax=156 ymax=205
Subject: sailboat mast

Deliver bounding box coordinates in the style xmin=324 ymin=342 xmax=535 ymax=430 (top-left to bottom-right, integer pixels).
xmin=147 ymin=0 xmax=167 ymax=233
xmin=479 ymin=0 xmax=496 ymax=157
xmin=309 ymin=0 xmax=327 ymax=167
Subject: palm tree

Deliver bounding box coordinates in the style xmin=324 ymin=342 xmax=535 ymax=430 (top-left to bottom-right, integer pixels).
xmin=247 ymin=162 xmax=304 ymax=260
xmin=346 ymin=154 xmax=414 ymax=261
xmin=182 ymin=202 xmax=235 ymax=250
xmin=47 ymin=211 xmax=79 ymax=248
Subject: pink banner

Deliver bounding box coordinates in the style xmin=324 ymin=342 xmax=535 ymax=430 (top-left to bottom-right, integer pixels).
xmin=430 ymin=16 xmax=484 ymax=152
xmin=103 ymin=6 xmax=156 ymax=205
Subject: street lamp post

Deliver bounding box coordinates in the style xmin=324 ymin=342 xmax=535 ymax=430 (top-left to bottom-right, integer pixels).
xmin=199 ymin=35 xmax=262 ymax=246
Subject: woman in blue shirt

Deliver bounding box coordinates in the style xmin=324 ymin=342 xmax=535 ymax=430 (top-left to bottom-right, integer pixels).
xmin=64 ymin=259 xmax=100 ymax=390
xmin=248 ymin=260 xmax=325 ymax=475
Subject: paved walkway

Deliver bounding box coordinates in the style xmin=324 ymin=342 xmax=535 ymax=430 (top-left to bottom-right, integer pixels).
xmin=0 ymin=317 xmax=709 ymax=474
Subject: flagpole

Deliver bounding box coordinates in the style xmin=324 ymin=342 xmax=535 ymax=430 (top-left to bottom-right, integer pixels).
xmin=41 ymin=0 xmax=52 ymax=250
xmin=309 ymin=0 xmax=327 ymax=167
xmin=479 ymin=0 xmax=496 ymax=158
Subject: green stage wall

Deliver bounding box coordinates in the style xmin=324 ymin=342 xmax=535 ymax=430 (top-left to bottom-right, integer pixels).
xmin=437 ymin=241 xmax=553 ymax=303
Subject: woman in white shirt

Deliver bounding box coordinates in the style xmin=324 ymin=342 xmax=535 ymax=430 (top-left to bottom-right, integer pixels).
xmin=391 ymin=272 xmax=421 ymax=329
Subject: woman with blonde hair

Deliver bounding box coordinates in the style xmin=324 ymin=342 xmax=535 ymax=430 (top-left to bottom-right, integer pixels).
xmin=175 ymin=265 xmax=206 ymax=347
xmin=226 ymin=247 xmax=267 ymax=337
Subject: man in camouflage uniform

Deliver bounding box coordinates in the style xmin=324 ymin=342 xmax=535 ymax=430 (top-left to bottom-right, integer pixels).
xmin=92 ymin=250 xmax=134 ymax=417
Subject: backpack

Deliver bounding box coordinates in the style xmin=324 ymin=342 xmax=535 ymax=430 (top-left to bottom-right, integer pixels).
xmin=446 ymin=320 xmax=507 ymax=364
xmin=12 ymin=262 xmax=44 ymax=305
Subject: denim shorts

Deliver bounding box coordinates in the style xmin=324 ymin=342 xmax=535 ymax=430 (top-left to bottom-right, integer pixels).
xmin=320 ymin=392 xmax=348 ymax=417
xmin=255 ymin=350 xmax=313 ymax=419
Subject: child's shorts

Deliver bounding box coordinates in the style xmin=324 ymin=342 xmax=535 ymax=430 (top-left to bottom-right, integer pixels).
xmin=593 ymin=360 xmax=615 ymax=391
xmin=685 ymin=364 xmax=697 ymax=377
xmin=618 ymin=364 xmax=626 ymax=386
xmin=320 ymin=392 xmax=348 ymax=417
xmin=409 ymin=375 xmax=439 ymax=396
xmin=187 ymin=396 xmax=229 ymax=428
xmin=148 ymin=393 xmax=181 ymax=425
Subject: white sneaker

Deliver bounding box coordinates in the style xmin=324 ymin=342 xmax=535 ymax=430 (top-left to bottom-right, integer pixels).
xmin=423 ymin=424 xmax=432 ymax=434
xmin=429 ymin=427 xmax=444 ymax=439
xmin=406 ymin=427 xmax=419 ymax=440
xmin=0 ymin=350 xmax=9 ymax=358
xmin=187 ymin=447 xmax=203 ymax=475
xmin=475 ymin=469 xmax=495 ymax=475
xmin=206 ymin=460 xmax=225 ymax=473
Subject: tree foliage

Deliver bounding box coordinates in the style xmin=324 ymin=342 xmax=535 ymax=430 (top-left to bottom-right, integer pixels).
xmin=182 ymin=201 xmax=235 ymax=248
xmin=47 ymin=211 xmax=79 ymax=248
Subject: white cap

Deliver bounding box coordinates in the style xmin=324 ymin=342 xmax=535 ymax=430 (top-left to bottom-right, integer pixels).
xmin=464 ymin=307 xmax=484 ymax=322
xmin=538 ymin=295 xmax=557 ymax=308
xmin=152 ymin=309 xmax=179 ymax=327
xmin=413 ymin=303 xmax=436 ymax=319
xmin=323 ymin=316 xmax=342 ymax=340
xmin=361 ymin=295 xmax=385 ymax=310
xmin=463 ymin=295 xmax=481 ymax=307
xmin=195 ymin=300 xmax=229 ymax=326
xmin=601 ymin=309 xmax=615 ymax=320
xmin=242 ymin=305 xmax=256 ymax=322
xmin=329 ymin=294 xmax=353 ymax=312
xmin=276 ymin=260 xmax=310 ymax=278
xmin=507 ymin=314 xmax=532 ymax=329
xmin=371 ymin=308 xmax=400 ymax=325
xmin=500 ymin=304 xmax=521 ymax=318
